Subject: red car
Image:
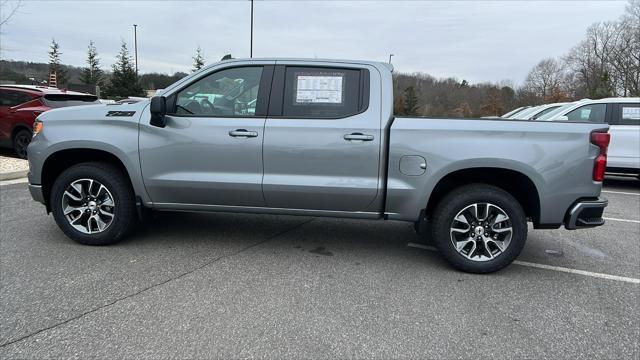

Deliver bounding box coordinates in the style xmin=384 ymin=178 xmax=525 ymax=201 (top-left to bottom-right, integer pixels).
xmin=0 ymin=85 xmax=99 ymax=158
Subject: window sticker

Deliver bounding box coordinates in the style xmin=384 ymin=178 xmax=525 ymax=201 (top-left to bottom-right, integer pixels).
xmin=622 ymin=106 xmax=640 ymax=120
xmin=295 ymin=75 xmax=344 ymax=104
xmin=580 ymin=108 xmax=592 ymax=120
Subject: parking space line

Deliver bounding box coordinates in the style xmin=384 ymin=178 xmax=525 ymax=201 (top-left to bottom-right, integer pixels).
xmin=602 ymin=190 xmax=640 ymax=196
xmin=512 ymin=261 xmax=640 ymax=284
xmin=604 ymin=217 xmax=640 ymax=224
xmin=406 ymin=242 xmax=640 ymax=284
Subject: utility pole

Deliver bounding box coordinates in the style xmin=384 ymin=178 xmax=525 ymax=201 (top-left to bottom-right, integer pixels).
xmin=133 ymin=24 xmax=139 ymax=76
xmin=388 ymin=54 xmax=394 ymax=64
xmin=250 ymin=0 xmax=254 ymax=58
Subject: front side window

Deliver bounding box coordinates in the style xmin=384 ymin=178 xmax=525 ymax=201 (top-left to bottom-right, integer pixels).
xmin=282 ymin=67 xmax=364 ymax=118
xmin=174 ymin=67 xmax=263 ymax=117
xmin=619 ymin=104 xmax=640 ymax=125
xmin=565 ymin=104 xmax=606 ymax=123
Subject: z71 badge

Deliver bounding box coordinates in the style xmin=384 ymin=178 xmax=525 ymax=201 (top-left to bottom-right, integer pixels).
xmin=106 ymin=111 xmax=136 ymax=117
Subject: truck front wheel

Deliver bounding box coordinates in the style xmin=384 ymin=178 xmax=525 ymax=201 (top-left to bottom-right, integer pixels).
xmin=50 ymin=162 xmax=136 ymax=245
xmin=430 ymin=184 xmax=527 ymax=273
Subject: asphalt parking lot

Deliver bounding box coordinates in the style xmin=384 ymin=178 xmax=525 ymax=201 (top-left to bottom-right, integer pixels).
xmin=1 ymin=176 xmax=638 ymax=359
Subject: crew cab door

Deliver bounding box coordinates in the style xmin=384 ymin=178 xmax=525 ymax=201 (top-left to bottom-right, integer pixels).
xmin=262 ymin=64 xmax=382 ymax=212
xmin=139 ymin=63 xmax=274 ymax=208
xmin=608 ymin=102 xmax=640 ymax=170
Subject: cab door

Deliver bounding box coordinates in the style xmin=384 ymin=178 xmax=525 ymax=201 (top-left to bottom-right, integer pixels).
xmin=262 ymin=64 xmax=382 ymax=212
xmin=139 ymin=64 xmax=274 ymax=208
xmin=608 ymin=103 xmax=640 ymax=170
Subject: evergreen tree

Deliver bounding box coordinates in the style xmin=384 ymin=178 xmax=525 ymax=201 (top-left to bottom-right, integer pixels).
xmin=79 ymin=41 xmax=104 ymax=89
xmin=48 ymin=39 xmax=68 ymax=86
xmin=105 ymin=41 xmax=144 ymax=99
xmin=403 ymin=86 xmax=419 ymax=115
xmin=192 ymin=46 xmax=205 ymax=72
xmin=589 ymin=71 xmax=614 ymax=99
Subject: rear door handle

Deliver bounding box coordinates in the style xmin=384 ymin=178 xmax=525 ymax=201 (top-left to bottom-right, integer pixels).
xmin=344 ymin=133 xmax=374 ymax=141
xmin=229 ymin=129 xmax=258 ymax=138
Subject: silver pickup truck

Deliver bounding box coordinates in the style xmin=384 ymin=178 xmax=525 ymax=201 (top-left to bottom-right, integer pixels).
xmin=27 ymin=58 xmax=609 ymax=273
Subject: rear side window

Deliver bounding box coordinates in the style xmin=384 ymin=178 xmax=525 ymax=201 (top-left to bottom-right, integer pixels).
xmin=42 ymin=94 xmax=99 ymax=108
xmin=281 ymin=67 xmax=367 ymax=118
xmin=565 ymin=104 xmax=606 ymax=123
xmin=0 ymin=90 xmax=34 ymax=106
xmin=619 ymin=104 xmax=640 ymax=125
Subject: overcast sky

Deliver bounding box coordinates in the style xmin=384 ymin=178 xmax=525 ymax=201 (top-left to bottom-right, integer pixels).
xmin=0 ymin=0 xmax=629 ymax=84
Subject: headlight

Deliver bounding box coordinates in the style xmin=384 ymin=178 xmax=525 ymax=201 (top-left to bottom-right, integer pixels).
xmin=33 ymin=120 xmax=43 ymax=137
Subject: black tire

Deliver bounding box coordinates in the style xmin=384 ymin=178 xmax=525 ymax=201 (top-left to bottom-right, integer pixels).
xmin=50 ymin=162 xmax=136 ymax=245
xmin=13 ymin=129 xmax=32 ymax=159
xmin=430 ymin=184 xmax=527 ymax=273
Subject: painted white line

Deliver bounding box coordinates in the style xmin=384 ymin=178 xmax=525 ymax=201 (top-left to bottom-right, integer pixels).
xmin=0 ymin=177 xmax=28 ymax=186
xmin=604 ymin=217 xmax=640 ymax=224
xmin=602 ymin=190 xmax=640 ymax=196
xmin=513 ymin=261 xmax=640 ymax=284
xmin=407 ymin=242 xmax=640 ymax=284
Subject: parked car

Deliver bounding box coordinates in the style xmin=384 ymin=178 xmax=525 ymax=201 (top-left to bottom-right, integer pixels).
xmin=0 ymin=85 xmax=99 ymax=158
xmin=27 ymin=58 xmax=609 ymax=273
xmin=537 ymin=97 xmax=640 ymax=177
xmin=505 ymin=103 xmax=565 ymax=120
xmin=500 ymin=106 xmax=530 ymax=118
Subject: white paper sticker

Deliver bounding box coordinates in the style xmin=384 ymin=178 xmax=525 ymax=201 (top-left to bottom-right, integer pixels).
xmin=296 ymin=75 xmax=343 ymax=104
xmin=622 ymin=106 xmax=640 ymax=120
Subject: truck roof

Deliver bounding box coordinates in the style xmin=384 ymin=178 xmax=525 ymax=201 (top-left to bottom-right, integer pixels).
xmin=217 ymin=57 xmax=394 ymax=72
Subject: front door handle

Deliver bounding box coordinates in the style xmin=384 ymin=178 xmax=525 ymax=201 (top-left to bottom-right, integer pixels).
xmin=344 ymin=133 xmax=374 ymax=141
xmin=229 ymin=129 xmax=258 ymax=138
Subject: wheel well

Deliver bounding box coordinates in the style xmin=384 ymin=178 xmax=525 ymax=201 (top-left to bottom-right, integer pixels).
xmin=41 ymin=149 xmax=132 ymax=211
xmin=425 ymin=168 xmax=541 ymax=224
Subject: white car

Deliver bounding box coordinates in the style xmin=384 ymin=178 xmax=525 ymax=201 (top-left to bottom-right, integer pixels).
xmin=510 ymin=103 xmax=568 ymax=120
xmin=537 ymin=97 xmax=640 ymax=176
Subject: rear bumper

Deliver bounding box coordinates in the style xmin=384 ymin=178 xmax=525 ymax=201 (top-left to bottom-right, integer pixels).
xmin=564 ymin=197 xmax=608 ymax=230
xmin=28 ymin=183 xmax=45 ymax=205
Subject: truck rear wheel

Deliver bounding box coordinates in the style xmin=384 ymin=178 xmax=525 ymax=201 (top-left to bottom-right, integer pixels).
xmin=430 ymin=184 xmax=527 ymax=273
xmin=50 ymin=162 xmax=136 ymax=245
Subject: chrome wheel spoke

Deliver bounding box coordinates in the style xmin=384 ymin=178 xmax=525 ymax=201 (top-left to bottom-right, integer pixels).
xmin=62 ymin=178 xmax=115 ymax=235
xmin=450 ymin=202 xmax=513 ymax=262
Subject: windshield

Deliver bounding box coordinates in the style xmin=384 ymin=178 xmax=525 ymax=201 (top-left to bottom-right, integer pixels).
xmin=536 ymin=103 xmax=575 ymax=120
xmin=501 ymin=107 xmax=526 ymax=118
xmin=531 ymin=105 xmax=561 ymax=120
xmin=42 ymin=94 xmax=99 ymax=108
xmin=511 ymin=106 xmax=541 ymax=119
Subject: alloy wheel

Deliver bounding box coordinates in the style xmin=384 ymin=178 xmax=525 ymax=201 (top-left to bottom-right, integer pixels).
xmin=449 ymin=202 xmax=513 ymax=262
xmin=61 ymin=178 xmax=116 ymax=234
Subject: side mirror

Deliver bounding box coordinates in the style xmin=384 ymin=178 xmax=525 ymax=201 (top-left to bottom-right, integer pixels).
xmin=150 ymin=96 xmax=167 ymax=128
xmin=556 ymin=115 xmax=569 ymax=121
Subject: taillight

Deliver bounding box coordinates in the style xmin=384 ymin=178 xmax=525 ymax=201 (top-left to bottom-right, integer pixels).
xmin=590 ymin=131 xmax=610 ymax=182
xmin=33 ymin=120 xmax=43 ymax=137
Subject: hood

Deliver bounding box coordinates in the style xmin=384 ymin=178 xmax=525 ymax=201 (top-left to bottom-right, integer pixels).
xmin=37 ymin=100 xmax=150 ymax=123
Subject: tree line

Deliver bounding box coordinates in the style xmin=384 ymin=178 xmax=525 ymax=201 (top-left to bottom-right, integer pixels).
xmin=45 ymin=39 xmax=207 ymax=99
xmin=395 ymin=0 xmax=639 ymax=117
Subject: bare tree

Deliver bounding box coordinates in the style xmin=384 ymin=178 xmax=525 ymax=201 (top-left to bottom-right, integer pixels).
xmin=0 ymin=0 xmax=21 ymax=27
xmin=523 ymin=58 xmax=566 ymax=101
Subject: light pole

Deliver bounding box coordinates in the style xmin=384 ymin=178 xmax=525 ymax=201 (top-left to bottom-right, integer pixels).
xmin=133 ymin=24 xmax=139 ymax=76
xmin=388 ymin=54 xmax=394 ymax=64
xmin=250 ymin=0 xmax=254 ymax=58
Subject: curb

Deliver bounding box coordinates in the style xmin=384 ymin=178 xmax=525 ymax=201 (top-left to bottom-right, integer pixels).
xmin=0 ymin=170 xmax=28 ymax=181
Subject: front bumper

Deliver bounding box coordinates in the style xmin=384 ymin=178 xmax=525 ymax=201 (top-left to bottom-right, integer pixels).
xmin=28 ymin=183 xmax=45 ymax=205
xmin=565 ymin=197 xmax=608 ymax=230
